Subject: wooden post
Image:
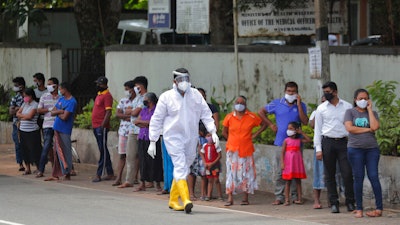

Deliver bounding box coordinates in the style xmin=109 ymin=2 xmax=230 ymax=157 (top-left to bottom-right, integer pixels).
xmin=314 ymin=0 xmax=330 ymax=84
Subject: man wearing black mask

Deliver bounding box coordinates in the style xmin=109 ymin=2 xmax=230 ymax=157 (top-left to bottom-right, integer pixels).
xmin=92 ymin=76 xmax=115 ymax=182
xmin=313 ymin=81 xmax=355 ymax=213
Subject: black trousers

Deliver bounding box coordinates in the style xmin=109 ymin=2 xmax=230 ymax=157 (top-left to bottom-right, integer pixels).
xmin=322 ymin=137 xmax=355 ymax=206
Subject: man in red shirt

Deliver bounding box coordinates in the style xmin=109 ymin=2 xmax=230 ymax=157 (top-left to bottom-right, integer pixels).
xmin=92 ymin=76 xmax=115 ymax=182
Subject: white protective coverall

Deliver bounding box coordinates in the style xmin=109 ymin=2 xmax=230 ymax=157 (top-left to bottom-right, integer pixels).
xmin=149 ymin=85 xmax=216 ymax=180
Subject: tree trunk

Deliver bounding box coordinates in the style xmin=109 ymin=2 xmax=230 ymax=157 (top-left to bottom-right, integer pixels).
xmin=209 ymin=0 xmax=233 ymax=45
xmin=73 ymin=0 xmax=121 ymax=97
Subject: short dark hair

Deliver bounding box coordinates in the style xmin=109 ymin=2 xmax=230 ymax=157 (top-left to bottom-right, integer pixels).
xmin=33 ymin=73 xmax=45 ymax=82
xmin=12 ymin=77 xmax=26 ymax=87
xmin=288 ymin=121 xmax=301 ymax=139
xmin=353 ymin=88 xmax=369 ymax=107
xmin=173 ymin=68 xmax=189 ymax=79
xmin=132 ymin=76 xmax=148 ymax=89
xmin=48 ymin=77 xmax=59 ymax=85
xmin=284 ymin=81 xmax=298 ymax=92
xmin=124 ymin=80 xmax=135 ymax=89
xmin=24 ymin=88 xmax=37 ymax=100
xmin=197 ymin=87 xmax=206 ymax=94
xmin=322 ymin=81 xmax=338 ymax=91
xmin=60 ymin=82 xmax=72 ymax=93
xmin=199 ymin=121 xmax=207 ymax=135
xmin=239 ymin=95 xmax=247 ymax=103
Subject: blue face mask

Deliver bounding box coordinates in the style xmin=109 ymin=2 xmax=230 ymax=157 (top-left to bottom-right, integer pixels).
xmin=234 ymin=104 xmax=245 ymax=112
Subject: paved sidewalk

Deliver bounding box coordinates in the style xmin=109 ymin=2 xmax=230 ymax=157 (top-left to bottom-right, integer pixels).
xmin=1 ymin=144 xmax=399 ymax=225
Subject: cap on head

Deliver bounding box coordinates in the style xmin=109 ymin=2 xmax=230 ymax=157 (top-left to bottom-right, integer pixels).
xmin=95 ymin=76 xmax=108 ymax=85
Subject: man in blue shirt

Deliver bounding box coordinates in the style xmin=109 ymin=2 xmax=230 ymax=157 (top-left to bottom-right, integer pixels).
xmin=45 ymin=82 xmax=77 ymax=181
xmin=258 ymin=81 xmax=308 ymax=205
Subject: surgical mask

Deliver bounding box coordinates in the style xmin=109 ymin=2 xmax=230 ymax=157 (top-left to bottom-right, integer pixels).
xmin=324 ymin=92 xmax=334 ymax=102
xmin=206 ymin=136 xmax=213 ymax=144
xmin=356 ymin=99 xmax=368 ymax=109
xmin=234 ymin=104 xmax=245 ymax=112
xmin=143 ymin=100 xmax=149 ymax=107
xmin=177 ymin=81 xmax=191 ymax=92
xmin=58 ymin=90 xmax=62 ymax=96
xmin=47 ymin=85 xmax=55 ymax=93
xmin=23 ymin=96 xmax=31 ymax=103
xmin=286 ymin=129 xmax=296 ymax=137
xmin=134 ymin=86 xmax=141 ymax=95
xmin=12 ymin=86 xmax=21 ymax=92
xmin=124 ymin=90 xmax=131 ymax=98
xmin=285 ymin=93 xmax=297 ymax=103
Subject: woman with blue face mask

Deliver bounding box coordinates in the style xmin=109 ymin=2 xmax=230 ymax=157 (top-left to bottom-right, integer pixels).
xmin=222 ymin=95 xmax=267 ymax=206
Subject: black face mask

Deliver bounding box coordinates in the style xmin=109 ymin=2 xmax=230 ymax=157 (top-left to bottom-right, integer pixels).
xmin=143 ymin=100 xmax=149 ymax=107
xmin=96 ymin=86 xmax=107 ymax=92
xmin=324 ymin=92 xmax=334 ymax=102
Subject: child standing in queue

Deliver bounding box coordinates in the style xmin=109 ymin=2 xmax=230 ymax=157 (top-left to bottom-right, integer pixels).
xmin=200 ymin=132 xmax=223 ymax=201
xmin=281 ymin=121 xmax=311 ymax=206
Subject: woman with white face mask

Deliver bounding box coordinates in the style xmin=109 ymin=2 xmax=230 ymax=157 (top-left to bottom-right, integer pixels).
xmin=222 ymin=96 xmax=267 ymax=206
xmin=344 ymin=89 xmax=382 ymax=218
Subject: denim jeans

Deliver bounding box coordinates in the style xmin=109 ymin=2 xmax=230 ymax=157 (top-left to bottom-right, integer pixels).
xmin=12 ymin=122 xmax=22 ymax=165
xmin=38 ymin=128 xmax=54 ymax=173
xmin=347 ymin=147 xmax=383 ymax=210
xmin=93 ymin=127 xmax=113 ymax=177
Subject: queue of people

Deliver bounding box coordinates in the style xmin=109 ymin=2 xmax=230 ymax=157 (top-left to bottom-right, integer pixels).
xmin=8 ymin=73 xmax=383 ymax=218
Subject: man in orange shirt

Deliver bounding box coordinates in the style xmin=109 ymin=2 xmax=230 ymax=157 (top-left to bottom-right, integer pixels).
xmin=92 ymin=76 xmax=115 ymax=182
xmin=222 ymin=95 xmax=267 ymax=206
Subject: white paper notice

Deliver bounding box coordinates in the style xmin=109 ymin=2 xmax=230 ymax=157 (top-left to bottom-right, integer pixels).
xmin=176 ymin=0 xmax=209 ymax=34
xmin=309 ymin=47 xmax=322 ymax=79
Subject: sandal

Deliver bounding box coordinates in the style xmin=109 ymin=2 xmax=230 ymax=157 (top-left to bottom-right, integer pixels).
xmin=283 ymin=200 xmax=290 ymax=206
xmin=240 ymin=201 xmax=249 ymax=205
xmin=313 ymin=204 xmax=322 ymax=209
xmin=35 ymin=172 xmax=44 ymax=178
xmin=353 ymin=210 xmax=363 ymax=218
xmin=44 ymin=177 xmax=59 ymax=181
xmin=118 ymin=183 xmax=133 ymax=188
xmin=272 ymin=199 xmax=283 ymax=205
xmin=112 ymin=181 xmax=122 ymax=186
xmin=224 ymin=201 xmax=233 ymax=206
xmin=133 ymin=186 xmax=146 ymax=192
xmin=293 ymin=200 xmax=304 ymax=205
xmin=22 ymin=171 xmax=32 ymax=175
xmin=366 ymin=209 xmax=382 ymax=217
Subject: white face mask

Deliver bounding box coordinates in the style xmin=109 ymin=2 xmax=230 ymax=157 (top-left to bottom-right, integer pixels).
xmin=134 ymin=86 xmax=141 ymax=95
xmin=285 ymin=93 xmax=297 ymax=103
xmin=286 ymin=129 xmax=296 ymax=137
xmin=47 ymin=85 xmax=55 ymax=93
xmin=356 ymin=99 xmax=368 ymax=109
xmin=177 ymin=81 xmax=191 ymax=92
xmin=12 ymin=86 xmax=21 ymax=92
xmin=234 ymin=104 xmax=246 ymax=112
xmin=124 ymin=90 xmax=131 ymax=98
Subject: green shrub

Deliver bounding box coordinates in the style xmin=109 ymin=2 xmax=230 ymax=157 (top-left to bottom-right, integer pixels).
xmin=74 ymin=99 xmax=120 ymax=131
xmin=366 ymin=80 xmax=400 ymax=156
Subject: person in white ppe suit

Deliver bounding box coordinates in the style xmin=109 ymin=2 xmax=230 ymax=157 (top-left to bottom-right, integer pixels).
xmin=147 ymin=68 xmax=219 ymax=213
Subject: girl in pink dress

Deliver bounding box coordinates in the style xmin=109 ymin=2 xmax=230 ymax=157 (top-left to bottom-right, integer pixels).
xmin=281 ymin=121 xmax=311 ymax=206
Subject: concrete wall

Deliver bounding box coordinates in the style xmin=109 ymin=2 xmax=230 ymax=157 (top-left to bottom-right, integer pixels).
xmin=105 ymin=45 xmax=400 ymax=111
xmin=0 ymin=43 xmax=62 ymax=88
xmin=1 ymin=121 xmax=399 ymax=204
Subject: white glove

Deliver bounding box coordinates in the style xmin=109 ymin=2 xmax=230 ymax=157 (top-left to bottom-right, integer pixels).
xmin=147 ymin=141 xmax=156 ymax=159
xmin=211 ymin=131 xmax=220 ymax=148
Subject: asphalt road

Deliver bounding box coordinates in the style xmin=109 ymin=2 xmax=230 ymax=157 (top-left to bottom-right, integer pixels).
xmin=0 ymin=175 xmax=326 ymax=225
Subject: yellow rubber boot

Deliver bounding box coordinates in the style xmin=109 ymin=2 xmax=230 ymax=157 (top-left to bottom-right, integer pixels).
xmin=176 ymin=179 xmax=193 ymax=213
xmin=168 ymin=179 xmax=184 ymax=211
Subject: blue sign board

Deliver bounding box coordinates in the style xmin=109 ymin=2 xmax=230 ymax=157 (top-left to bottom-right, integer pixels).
xmin=148 ymin=13 xmax=170 ymax=29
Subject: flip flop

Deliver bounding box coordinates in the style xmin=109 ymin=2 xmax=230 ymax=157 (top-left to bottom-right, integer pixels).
xmin=293 ymin=200 xmax=304 ymax=205
xmin=44 ymin=177 xmax=59 ymax=181
xmin=118 ymin=183 xmax=133 ymax=188
xmin=22 ymin=171 xmax=31 ymax=175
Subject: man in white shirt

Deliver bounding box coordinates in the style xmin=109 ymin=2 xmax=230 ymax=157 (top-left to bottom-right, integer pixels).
xmin=314 ymin=81 xmax=355 ymax=213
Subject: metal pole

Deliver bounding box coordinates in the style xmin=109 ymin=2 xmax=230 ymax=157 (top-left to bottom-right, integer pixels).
xmin=233 ymin=0 xmax=239 ymax=96
xmin=314 ymin=0 xmax=330 ymax=84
